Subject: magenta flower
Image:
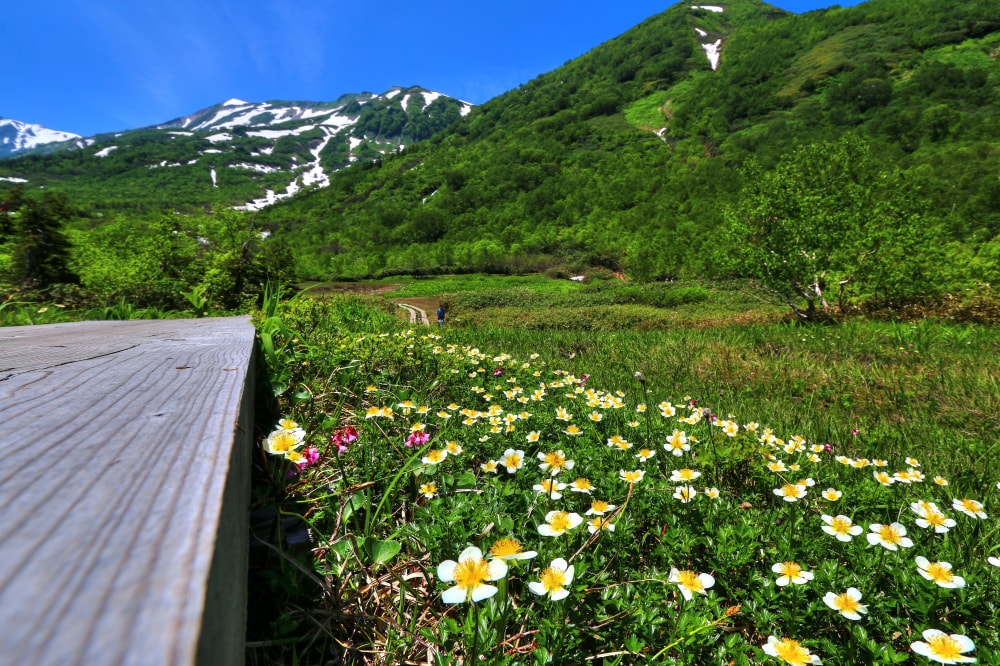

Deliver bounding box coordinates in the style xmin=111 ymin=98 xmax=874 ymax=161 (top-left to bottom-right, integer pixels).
xmin=407 ymin=431 xmax=430 ymax=448
xmin=331 ymin=425 xmax=360 ymax=453
xmin=493 ymin=367 xmax=504 ymax=376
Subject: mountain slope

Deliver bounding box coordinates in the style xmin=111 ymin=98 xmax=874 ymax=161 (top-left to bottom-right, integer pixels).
xmin=252 ymin=0 xmax=1000 ymax=284
xmin=0 ymin=87 xmax=471 ymax=212
xmin=0 ymin=118 xmax=81 ymax=159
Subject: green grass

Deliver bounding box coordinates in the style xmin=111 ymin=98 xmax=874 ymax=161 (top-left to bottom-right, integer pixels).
xmin=380 ymin=273 xmax=590 ymax=298
xmin=248 ymin=292 xmax=1000 ymax=665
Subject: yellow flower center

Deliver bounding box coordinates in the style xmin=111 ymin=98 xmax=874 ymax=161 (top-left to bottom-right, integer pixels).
xmin=549 ymin=512 xmax=571 ymax=532
xmin=781 ymin=562 xmax=802 ymax=578
xmin=544 ymin=452 xmax=566 ymax=468
xmin=426 ymin=450 xmax=445 ymax=463
xmin=960 ymin=499 xmax=981 ymax=513
xmin=773 ymin=638 xmax=812 ymax=666
xmin=924 ymin=512 xmax=946 ymax=527
xmin=589 ymin=517 xmax=610 ymax=531
xmin=925 ymin=562 xmax=954 ymax=584
xmin=540 ymin=567 xmax=567 ymax=592
xmin=925 ymin=634 xmax=964 ymax=660
xmin=505 ymin=453 xmax=522 ymax=467
xmin=833 ymin=593 xmax=860 ymax=614
xmin=489 ymin=538 xmax=523 ymax=558
xmin=676 ymin=570 xmax=704 ymax=593
xmin=780 ymin=484 xmax=800 ymax=497
xmin=831 ymin=517 xmax=852 ymax=534
xmin=573 ymin=478 xmax=592 ymax=490
xmin=591 ymin=500 xmax=609 ymax=513
xmin=452 ymin=557 xmax=491 ymax=592
xmin=624 ymin=471 xmax=642 ymax=482
xmin=678 ymin=469 xmax=695 ymax=479
xmin=269 ymin=432 xmax=298 ymax=453
xmin=879 ymin=525 xmax=902 ymax=544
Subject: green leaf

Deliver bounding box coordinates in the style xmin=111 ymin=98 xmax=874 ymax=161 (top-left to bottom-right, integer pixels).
xmin=341 ymin=491 xmax=367 ymax=523
xmin=363 ymin=537 xmax=401 ymax=564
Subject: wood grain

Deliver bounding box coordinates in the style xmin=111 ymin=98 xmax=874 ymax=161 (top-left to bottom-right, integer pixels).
xmin=0 ymin=317 xmax=255 ymax=665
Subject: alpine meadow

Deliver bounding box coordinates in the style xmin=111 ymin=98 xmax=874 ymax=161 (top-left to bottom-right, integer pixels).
xmin=2 ymin=0 xmax=1000 ymax=664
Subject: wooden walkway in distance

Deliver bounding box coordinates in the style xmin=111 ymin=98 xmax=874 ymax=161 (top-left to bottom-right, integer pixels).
xmin=397 ymin=302 xmax=429 ymax=325
xmin=0 ymin=317 xmax=256 ymax=666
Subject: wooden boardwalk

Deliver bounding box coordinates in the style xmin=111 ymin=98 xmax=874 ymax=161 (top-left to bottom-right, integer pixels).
xmin=397 ymin=302 xmax=429 ymax=325
xmin=0 ymin=317 xmax=256 ymax=665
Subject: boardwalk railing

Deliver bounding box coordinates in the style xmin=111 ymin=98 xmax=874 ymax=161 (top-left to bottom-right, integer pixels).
xmin=0 ymin=317 xmax=256 ymax=665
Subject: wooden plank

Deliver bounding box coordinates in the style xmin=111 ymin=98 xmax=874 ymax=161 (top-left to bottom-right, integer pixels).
xmin=0 ymin=317 xmax=255 ymax=665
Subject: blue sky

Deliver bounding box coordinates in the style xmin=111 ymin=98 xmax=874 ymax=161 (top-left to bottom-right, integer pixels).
xmin=7 ymin=0 xmax=862 ymax=137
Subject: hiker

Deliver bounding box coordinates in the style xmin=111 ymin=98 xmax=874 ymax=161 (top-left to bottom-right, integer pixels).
xmin=437 ymin=304 xmax=446 ymax=326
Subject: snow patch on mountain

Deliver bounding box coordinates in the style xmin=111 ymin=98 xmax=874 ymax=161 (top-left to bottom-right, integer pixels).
xmin=692 ymin=5 xmax=724 ymax=12
xmin=248 ymin=126 xmax=316 ymax=139
xmin=0 ymin=117 xmax=81 ymax=156
xmin=95 ymin=145 xmax=119 ymax=157
xmin=703 ymin=39 xmax=722 ymax=70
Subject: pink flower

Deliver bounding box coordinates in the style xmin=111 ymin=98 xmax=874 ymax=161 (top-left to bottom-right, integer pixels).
xmin=295 ymin=446 xmax=321 ymax=470
xmin=851 ymin=429 xmax=860 ymax=436
xmin=493 ymin=367 xmax=504 ymax=376
xmin=407 ymin=431 xmax=430 ymax=448
xmin=331 ymin=426 xmax=360 ymax=453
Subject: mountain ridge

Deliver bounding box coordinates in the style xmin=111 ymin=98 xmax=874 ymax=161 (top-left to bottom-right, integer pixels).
xmin=0 ymin=117 xmax=81 ymax=158
xmin=0 ymin=86 xmax=474 ymax=211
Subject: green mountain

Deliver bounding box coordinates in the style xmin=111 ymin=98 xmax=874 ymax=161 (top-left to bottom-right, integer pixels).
xmin=251 ymin=0 xmax=999 ymax=295
xmin=0 ymin=87 xmax=472 ymax=212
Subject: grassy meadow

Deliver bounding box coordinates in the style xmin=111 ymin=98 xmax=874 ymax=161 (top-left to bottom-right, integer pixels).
xmin=248 ymin=276 xmax=1000 ymax=665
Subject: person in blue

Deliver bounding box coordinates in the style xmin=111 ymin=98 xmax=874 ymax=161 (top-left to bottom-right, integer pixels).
xmin=436 ymin=304 xmax=446 ymax=326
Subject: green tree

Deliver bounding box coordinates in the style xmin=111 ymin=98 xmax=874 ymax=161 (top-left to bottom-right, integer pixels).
xmin=8 ymin=192 xmax=78 ymax=289
xmin=722 ymin=137 xmax=935 ymax=318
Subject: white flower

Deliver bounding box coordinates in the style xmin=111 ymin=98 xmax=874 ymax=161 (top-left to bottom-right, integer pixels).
xmin=585 ymin=500 xmax=616 ymax=516
xmin=669 ymin=468 xmax=701 ymax=483
xmin=488 ymin=538 xmax=537 ymax=562
xmin=500 ymin=448 xmax=525 ymax=473
xmin=673 ymin=485 xmax=697 ymax=503
xmin=910 ymin=629 xmax=976 ymax=664
xmin=821 ymin=515 xmax=863 ymax=542
xmin=952 ymin=498 xmax=988 ymax=519
xmin=915 ymin=556 xmax=965 ymax=589
xmin=774 ymin=483 xmax=807 ymax=502
xmin=668 ymin=567 xmax=714 ymax=601
xmin=772 ymin=561 xmax=813 ymax=586
xmin=822 ymin=588 xmax=867 ymax=621
xmin=537 ymin=510 xmax=583 ymax=537
xmin=866 ymin=523 xmax=913 ymax=551
xmin=437 ymin=546 xmax=508 ymax=604
xmin=763 ymin=636 xmax=822 ymax=665
xmin=528 ymin=558 xmax=575 ymax=601
xmin=264 ymin=429 xmax=305 ymax=455
xmin=533 ymin=479 xmax=566 ymax=500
